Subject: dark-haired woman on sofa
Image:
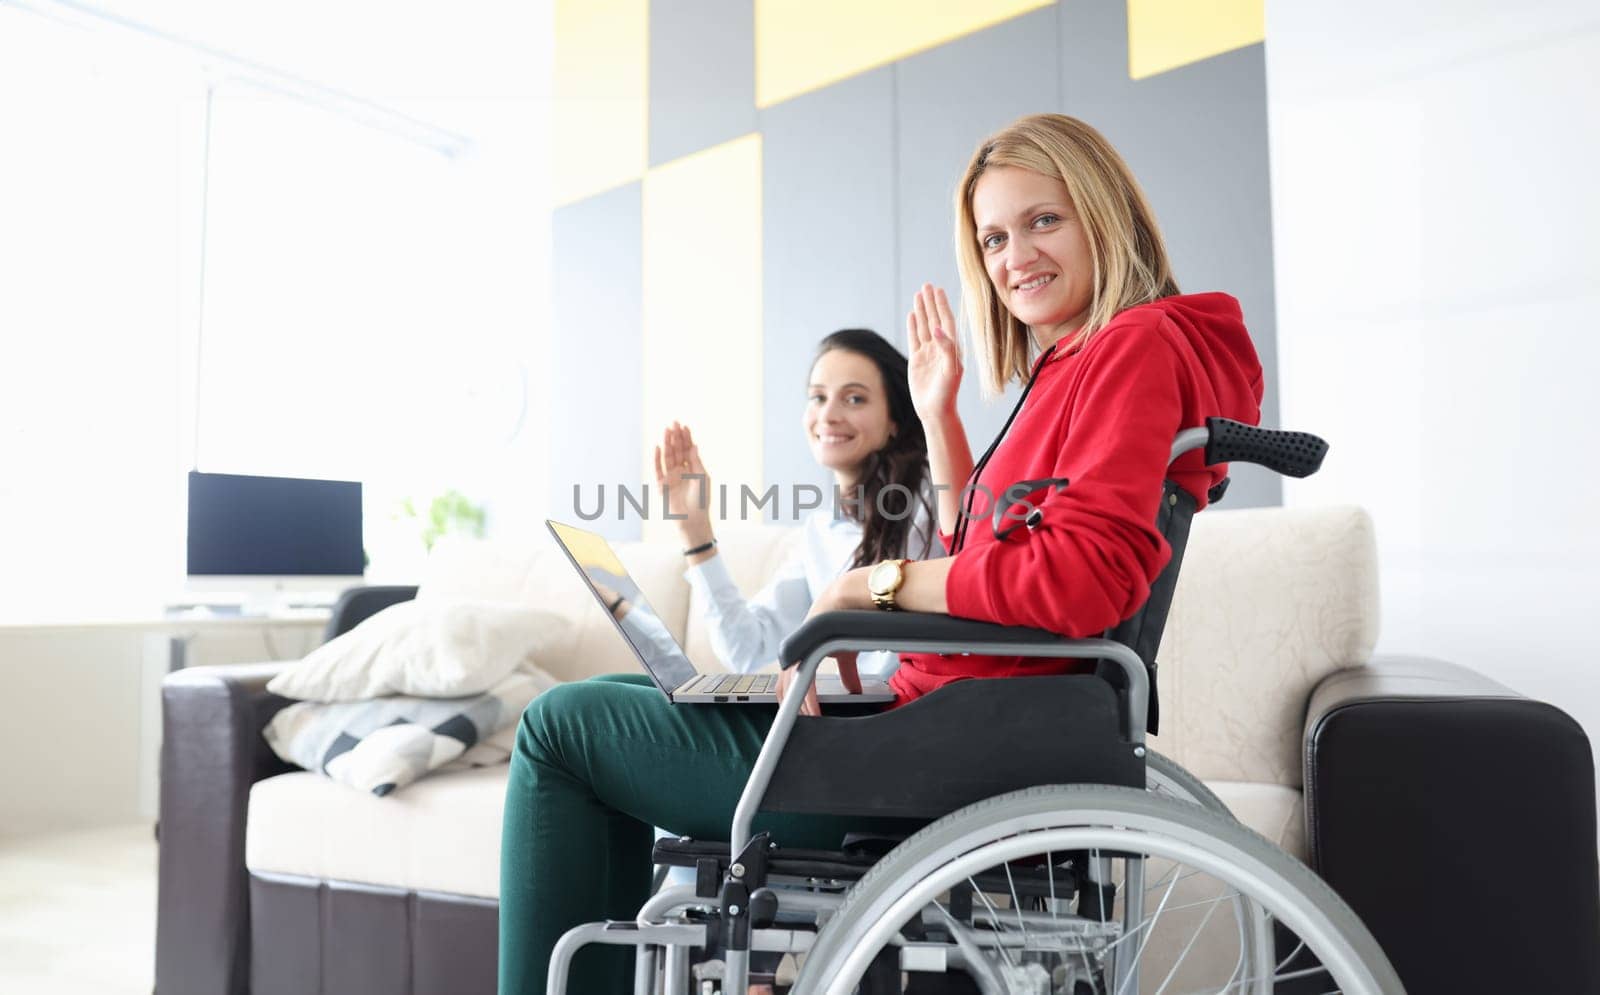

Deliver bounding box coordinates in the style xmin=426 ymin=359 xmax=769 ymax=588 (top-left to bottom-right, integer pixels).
xmin=660 ymin=328 xmax=941 ymax=682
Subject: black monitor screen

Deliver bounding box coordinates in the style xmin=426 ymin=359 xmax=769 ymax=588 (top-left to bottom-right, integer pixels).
xmin=187 ymin=471 xmax=363 ymax=577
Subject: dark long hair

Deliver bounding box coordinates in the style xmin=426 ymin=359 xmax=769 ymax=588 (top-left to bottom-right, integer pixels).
xmin=812 ymin=330 xmax=935 ymax=568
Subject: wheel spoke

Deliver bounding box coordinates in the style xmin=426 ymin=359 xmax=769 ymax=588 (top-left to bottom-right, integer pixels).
xmin=1078 ymin=944 xmax=1104 ymax=995
xmin=1278 ymin=935 xmax=1308 ymax=972
xmin=1001 ymin=861 xmax=1030 ymax=946
xmin=1046 ymin=850 xmax=1059 ymax=925
xmin=1092 ymin=848 xmax=1105 ymax=925
xmin=1151 ymin=880 xmax=1231 ymax=995
xmin=1109 ymin=889 xmax=1246 ymax=940
xmin=1143 ymin=865 xmax=1200 ymax=896
xmin=965 ymin=877 xmax=1016 ymax=969
xmin=1115 ymin=855 xmax=1182 ymax=995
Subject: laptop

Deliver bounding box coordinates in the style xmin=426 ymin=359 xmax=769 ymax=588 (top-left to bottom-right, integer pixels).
xmin=546 ymin=520 xmax=896 ymax=705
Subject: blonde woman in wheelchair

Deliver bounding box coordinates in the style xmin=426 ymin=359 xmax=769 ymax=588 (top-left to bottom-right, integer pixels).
xmin=505 ymin=114 xmax=1404 ymax=995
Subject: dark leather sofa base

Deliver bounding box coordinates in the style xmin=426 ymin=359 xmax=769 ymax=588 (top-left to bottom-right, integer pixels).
xmin=249 ymin=872 xmax=497 ymax=995
xmin=1306 ymin=659 xmax=1600 ymax=995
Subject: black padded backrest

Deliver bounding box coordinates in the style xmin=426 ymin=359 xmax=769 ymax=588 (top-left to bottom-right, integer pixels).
xmin=1099 ymin=479 xmax=1203 ymax=736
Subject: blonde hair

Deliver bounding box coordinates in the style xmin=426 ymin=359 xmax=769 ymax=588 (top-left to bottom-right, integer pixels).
xmin=954 ymin=114 xmax=1180 ymax=394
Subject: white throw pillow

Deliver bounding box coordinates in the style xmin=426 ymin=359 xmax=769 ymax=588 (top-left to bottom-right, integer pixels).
xmin=267 ymin=599 xmax=567 ymax=702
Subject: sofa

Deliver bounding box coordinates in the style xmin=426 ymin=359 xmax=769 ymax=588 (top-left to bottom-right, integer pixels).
xmin=155 ymin=506 xmax=1600 ymax=994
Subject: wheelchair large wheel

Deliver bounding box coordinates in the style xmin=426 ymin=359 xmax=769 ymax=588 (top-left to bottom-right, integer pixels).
xmin=798 ymin=784 xmax=1402 ymax=995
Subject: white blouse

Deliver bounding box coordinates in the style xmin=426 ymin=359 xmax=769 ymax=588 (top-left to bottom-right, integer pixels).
xmin=683 ymin=502 xmax=943 ymax=677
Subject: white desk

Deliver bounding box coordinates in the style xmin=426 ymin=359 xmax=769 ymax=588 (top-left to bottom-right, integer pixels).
xmin=0 ymin=611 xmax=334 ymax=831
xmin=0 ymin=608 xmax=333 ymax=631
xmin=0 ymin=609 xmax=332 ymax=667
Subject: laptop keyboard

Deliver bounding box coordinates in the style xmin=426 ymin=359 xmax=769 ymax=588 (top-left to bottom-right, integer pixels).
xmin=682 ymin=674 xmax=777 ymax=695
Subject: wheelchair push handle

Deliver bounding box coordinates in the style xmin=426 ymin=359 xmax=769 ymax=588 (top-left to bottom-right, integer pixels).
xmin=1203 ymin=417 xmax=1328 ymax=478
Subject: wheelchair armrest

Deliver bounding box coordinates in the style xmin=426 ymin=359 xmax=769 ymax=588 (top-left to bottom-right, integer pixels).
xmin=777 ymin=610 xmax=1148 ymax=740
xmin=1303 ymin=655 xmax=1600 ymax=994
xmin=778 ymin=610 xmax=1065 ymax=666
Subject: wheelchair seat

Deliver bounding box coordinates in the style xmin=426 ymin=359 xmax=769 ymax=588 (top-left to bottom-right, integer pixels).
xmin=650 ymin=672 xmax=1146 ymax=899
xmin=761 ymin=673 xmax=1142 ymax=819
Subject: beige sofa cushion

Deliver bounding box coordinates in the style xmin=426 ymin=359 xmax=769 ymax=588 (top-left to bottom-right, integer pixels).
xmin=1208 ymin=782 xmax=1306 ymax=859
xmin=1155 ymin=505 xmax=1379 ymax=788
xmin=416 ymin=534 xmax=693 ymax=683
xmin=244 ymin=765 xmax=1304 ymax=900
xmin=246 ymin=765 xmax=507 ymax=899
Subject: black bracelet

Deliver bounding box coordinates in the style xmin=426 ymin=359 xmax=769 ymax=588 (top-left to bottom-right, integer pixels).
xmin=606 ymin=594 xmax=625 ymax=613
xmin=683 ymin=539 xmax=717 ymax=557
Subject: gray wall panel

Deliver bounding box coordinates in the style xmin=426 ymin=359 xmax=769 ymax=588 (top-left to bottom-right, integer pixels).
xmin=759 ymin=69 xmax=898 ymax=504
xmin=1060 ymin=0 xmax=1281 ymax=507
xmin=549 ymin=183 xmax=644 ymax=539
xmin=893 ymin=7 xmax=1061 ymax=463
xmin=558 ymin=1 xmax=1280 ymax=522
xmin=649 ymin=0 xmax=757 ymax=167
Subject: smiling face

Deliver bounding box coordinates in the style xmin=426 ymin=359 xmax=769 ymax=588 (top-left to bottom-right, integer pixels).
xmin=802 ymin=349 xmax=896 ymax=485
xmin=971 ymin=165 xmax=1095 ymax=351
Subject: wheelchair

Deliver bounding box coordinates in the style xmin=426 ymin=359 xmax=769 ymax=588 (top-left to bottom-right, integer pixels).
xmin=547 ymin=419 xmax=1406 ymax=994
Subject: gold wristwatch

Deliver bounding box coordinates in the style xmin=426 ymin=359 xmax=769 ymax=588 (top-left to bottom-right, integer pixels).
xmin=867 ymin=558 xmax=909 ymax=611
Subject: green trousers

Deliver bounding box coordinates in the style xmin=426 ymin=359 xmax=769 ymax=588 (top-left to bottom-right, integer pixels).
xmin=498 ymin=674 xmax=894 ymax=994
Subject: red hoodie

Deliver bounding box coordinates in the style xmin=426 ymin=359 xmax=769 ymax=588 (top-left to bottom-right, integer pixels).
xmin=889 ymin=292 xmax=1265 ymax=703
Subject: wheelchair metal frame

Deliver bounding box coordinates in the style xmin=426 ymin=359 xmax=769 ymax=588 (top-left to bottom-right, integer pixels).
xmin=546 ymin=423 xmax=1346 ymax=995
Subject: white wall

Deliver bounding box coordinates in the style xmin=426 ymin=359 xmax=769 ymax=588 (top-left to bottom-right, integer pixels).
xmin=0 ymin=1 xmax=553 ymax=834
xmin=1267 ymin=1 xmax=1600 ymax=751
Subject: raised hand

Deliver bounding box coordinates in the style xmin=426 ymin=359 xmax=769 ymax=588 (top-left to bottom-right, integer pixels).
xmin=652 ymin=422 xmax=713 ymax=546
xmin=907 ymin=283 xmax=964 ymax=422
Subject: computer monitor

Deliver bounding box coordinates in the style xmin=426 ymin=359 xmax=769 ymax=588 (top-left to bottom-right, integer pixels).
xmin=184 ymin=470 xmax=364 ymax=612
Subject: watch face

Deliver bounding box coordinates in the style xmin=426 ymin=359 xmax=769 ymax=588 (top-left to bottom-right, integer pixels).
xmin=868 ymin=560 xmax=898 ymax=594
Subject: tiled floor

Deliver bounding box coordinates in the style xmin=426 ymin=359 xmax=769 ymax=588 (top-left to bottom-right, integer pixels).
xmin=0 ymin=823 xmax=157 ymax=995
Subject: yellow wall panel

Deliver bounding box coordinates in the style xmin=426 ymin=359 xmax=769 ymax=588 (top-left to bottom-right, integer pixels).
xmin=553 ymin=0 xmax=649 ymax=207
xmin=1126 ymin=0 xmax=1263 ymax=80
xmin=755 ymin=0 xmax=1054 ymax=108
xmin=640 ymin=135 xmax=763 ymax=541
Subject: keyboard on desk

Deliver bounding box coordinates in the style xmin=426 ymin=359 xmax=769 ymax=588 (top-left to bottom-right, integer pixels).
xmin=678 ymin=673 xmax=777 ymax=696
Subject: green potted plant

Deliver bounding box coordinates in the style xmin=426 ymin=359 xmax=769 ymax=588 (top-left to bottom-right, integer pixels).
xmin=396 ymin=489 xmax=487 ymax=551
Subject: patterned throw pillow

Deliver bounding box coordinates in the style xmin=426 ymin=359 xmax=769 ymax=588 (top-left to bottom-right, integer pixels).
xmin=263 ymin=665 xmax=556 ymax=796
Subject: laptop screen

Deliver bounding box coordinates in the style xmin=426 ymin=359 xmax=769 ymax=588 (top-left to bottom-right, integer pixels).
xmin=545 ymin=520 xmax=699 ymax=693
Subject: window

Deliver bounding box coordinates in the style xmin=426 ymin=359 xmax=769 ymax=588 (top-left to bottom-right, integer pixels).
xmin=0 ymin=5 xmax=550 ymax=618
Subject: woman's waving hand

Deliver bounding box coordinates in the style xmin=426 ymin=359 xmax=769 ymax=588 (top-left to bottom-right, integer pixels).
xmin=907 ymin=284 xmax=974 ymax=539
xmin=907 ymin=284 xmax=963 ymax=420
